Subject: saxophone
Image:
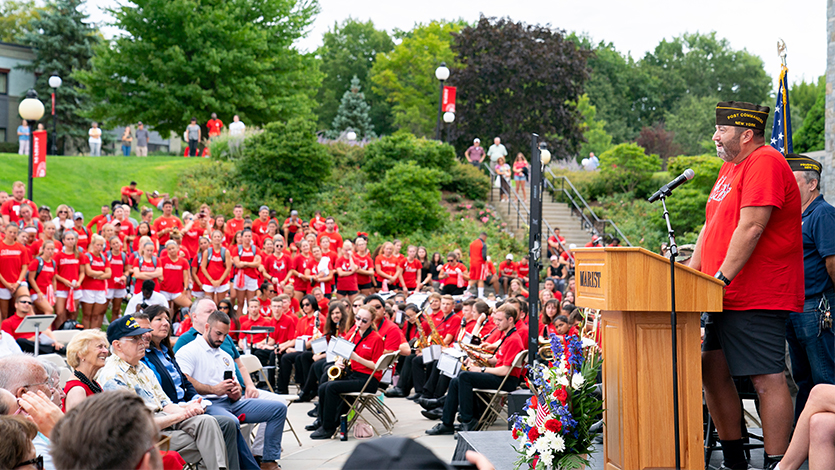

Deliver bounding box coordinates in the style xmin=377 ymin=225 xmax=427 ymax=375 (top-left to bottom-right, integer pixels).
xmin=423 ymin=308 xmax=446 ymax=346
xmin=412 ymin=312 xmax=429 ymax=349
xmin=312 ymin=311 xmax=322 ymax=341
xmin=327 ymin=325 xmax=360 ymax=381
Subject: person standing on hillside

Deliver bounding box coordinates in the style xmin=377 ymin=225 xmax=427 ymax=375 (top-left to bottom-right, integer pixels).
xmin=688 ymin=101 xmax=803 ymax=470
xmin=135 ymin=122 xmax=150 ymax=157
xmin=88 ymin=122 xmax=102 ymax=156
xmin=120 ymin=126 xmax=133 ymax=156
xmin=465 ymin=138 xmax=485 ymax=167
xmin=487 ymin=136 xmax=507 ymax=167
xmin=186 ymin=118 xmax=201 ymax=157
xmin=468 ymin=232 xmax=488 ymax=298
xmin=207 ymin=113 xmax=224 ymax=141
xmin=228 ymin=115 xmax=245 ymax=153
xmin=16 ymin=120 xmax=29 ymax=156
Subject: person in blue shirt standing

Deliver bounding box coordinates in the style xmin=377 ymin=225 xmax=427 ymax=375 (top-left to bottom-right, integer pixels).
xmin=17 ymin=120 xmax=30 ymax=155
xmin=786 ymin=153 xmax=835 ymax=421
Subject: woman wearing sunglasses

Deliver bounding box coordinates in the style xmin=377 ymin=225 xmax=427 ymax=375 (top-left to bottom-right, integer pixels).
xmin=0 ymin=415 xmax=44 ymax=470
xmin=276 ymin=294 xmax=321 ymax=395
xmin=308 ymin=304 xmax=384 ymax=439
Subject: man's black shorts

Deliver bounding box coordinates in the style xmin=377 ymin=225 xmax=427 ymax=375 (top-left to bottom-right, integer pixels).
xmin=702 ymin=309 xmax=789 ymax=376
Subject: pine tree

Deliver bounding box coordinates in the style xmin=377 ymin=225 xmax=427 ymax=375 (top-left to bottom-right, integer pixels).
xmin=328 ymin=76 xmax=376 ymax=139
xmin=19 ymin=0 xmax=99 ymax=154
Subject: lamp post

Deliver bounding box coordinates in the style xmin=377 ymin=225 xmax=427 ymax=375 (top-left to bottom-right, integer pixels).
xmin=442 ymin=111 xmax=454 ymax=142
xmin=434 ymin=62 xmax=450 ymax=141
xmin=48 ymin=73 xmax=62 ymax=155
xmin=527 ymin=136 xmax=550 ymax=366
xmin=18 ymin=89 xmax=45 ymax=201
xmin=346 ymin=129 xmax=357 ymax=142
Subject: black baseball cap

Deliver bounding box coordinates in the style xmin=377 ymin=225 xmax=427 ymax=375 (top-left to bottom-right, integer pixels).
xmin=106 ymin=315 xmax=152 ymax=344
xmin=342 ymin=437 xmax=452 ymax=470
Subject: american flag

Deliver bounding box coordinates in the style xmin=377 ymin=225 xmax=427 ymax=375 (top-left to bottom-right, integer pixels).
xmin=535 ymin=395 xmax=549 ymax=428
xmin=770 ymin=65 xmax=793 ymax=155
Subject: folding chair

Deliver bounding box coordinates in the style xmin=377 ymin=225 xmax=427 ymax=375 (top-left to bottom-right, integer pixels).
xmin=473 ymin=349 xmax=528 ymax=430
xmin=39 ymin=353 xmax=68 ymax=369
xmin=51 ymin=329 xmax=81 ymax=345
xmin=337 ymin=352 xmax=399 ymax=438
xmin=239 ymin=354 xmax=274 ymax=393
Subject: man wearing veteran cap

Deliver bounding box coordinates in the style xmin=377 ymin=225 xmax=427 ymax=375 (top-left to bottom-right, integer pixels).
xmin=688 ymin=101 xmax=803 ymax=470
xmin=98 ymin=315 xmax=229 ymax=470
xmin=785 ymin=153 xmax=835 ymax=420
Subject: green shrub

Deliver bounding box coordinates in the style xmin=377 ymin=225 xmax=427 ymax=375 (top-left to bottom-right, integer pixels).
xmin=598 ymin=143 xmax=662 ymax=196
xmin=363 ymin=132 xmax=455 ymax=177
xmin=445 ymin=194 xmax=462 ymax=204
xmin=236 ymin=118 xmax=332 ymax=206
xmin=666 ymin=187 xmax=707 ymax=237
xmin=364 ymin=161 xmax=446 ymax=236
xmin=666 ymin=154 xmax=723 ymax=194
xmin=441 ymin=163 xmax=491 ymax=200
xmin=324 ymin=141 xmax=366 ymax=169
xmin=0 ymin=142 xmax=19 ymax=153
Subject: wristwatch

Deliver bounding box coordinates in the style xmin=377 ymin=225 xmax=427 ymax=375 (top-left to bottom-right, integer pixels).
xmin=714 ymin=270 xmax=731 ymax=286
xmin=481 ymin=366 xmax=486 ymax=373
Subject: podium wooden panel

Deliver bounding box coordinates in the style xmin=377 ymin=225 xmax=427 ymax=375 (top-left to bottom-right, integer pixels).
xmin=572 ymin=247 xmax=724 ymax=470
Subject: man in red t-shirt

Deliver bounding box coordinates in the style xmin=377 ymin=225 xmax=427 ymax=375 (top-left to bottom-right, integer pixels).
xmin=152 ymin=200 xmax=183 ymax=246
xmin=547 ymin=227 xmax=566 ymax=258
xmin=251 ymin=205 xmax=272 ymax=240
xmin=315 ymin=217 xmax=342 ymax=254
xmin=87 ymin=205 xmax=112 ymax=233
xmin=1 ymin=181 xmax=37 ymax=225
xmin=426 ymin=304 xmax=523 ymax=435
xmin=207 ymin=113 xmax=224 ymax=139
xmin=120 ymin=181 xmax=144 ymax=210
xmin=468 ymin=232 xmax=488 ymax=298
xmin=498 ymin=254 xmax=517 ymax=297
xmin=225 ymin=205 xmax=245 ymax=245
xmin=688 ymin=101 xmax=803 ymax=468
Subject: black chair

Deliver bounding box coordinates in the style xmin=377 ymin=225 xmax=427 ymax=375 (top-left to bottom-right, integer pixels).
xmin=703 ymin=376 xmax=764 ymax=467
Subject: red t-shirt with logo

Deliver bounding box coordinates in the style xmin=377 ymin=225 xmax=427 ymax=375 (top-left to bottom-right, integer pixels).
xmin=28 ymin=257 xmax=56 ymax=294
xmin=239 ymin=315 xmax=274 ymax=344
xmin=235 ymin=244 xmax=260 ymax=279
xmin=161 ymin=257 xmax=189 ymax=293
xmin=517 ymin=262 xmax=530 ymax=279
xmin=401 ymin=258 xmax=423 ymax=289
xmin=1 ymin=199 xmax=37 ymax=224
xmin=181 ymin=225 xmax=204 ymax=260
xmin=269 ymin=313 xmax=297 ymax=344
xmin=316 ymin=231 xmax=343 ymax=251
xmin=207 ymin=119 xmax=224 ymax=137
xmin=153 ymin=216 xmax=183 ymax=245
xmin=440 ymin=262 xmax=467 ymax=286
xmin=354 ymin=253 xmax=374 ymax=286
xmin=335 ymin=256 xmax=358 ymax=291
xmin=376 ymin=318 xmax=405 ymax=351
xmin=499 ymin=260 xmax=517 ymax=277
xmin=81 ymin=253 xmax=110 ymax=291
xmin=350 ymin=329 xmax=385 ymax=380
xmin=375 ymin=255 xmax=398 ymax=283
xmin=0 ymin=241 xmax=30 ymax=285
xmin=701 ymin=145 xmax=804 ymax=312
xmin=495 ymin=329 xmax=525 ymax=378
xmin=266 ymin=253 xmax=290 ymax=284
xmin=107 ymin=252 xmax=127 ymax=289
xmin=292 ymin=254 xmax=313 ymax=292
xmin=133 ymin=257 xmax=161 ymax=294
xmin=224 ymin=218 xmax=245 ymax=245
xmin=73 ymin=227 xmax=90 ymax=251
xmin=54 ymin=250 xmax=88 ymax=292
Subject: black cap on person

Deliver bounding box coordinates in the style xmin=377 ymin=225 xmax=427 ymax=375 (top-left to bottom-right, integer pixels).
xmin=342 ymin=437 xmax=452 ymax=470
xmin=785 ymin=153 xmax=822 ymax=174
xmin=106 ymin=315 xmax=152 ymax=344
xmin=715 ymin=101 xmax=770 ymax=132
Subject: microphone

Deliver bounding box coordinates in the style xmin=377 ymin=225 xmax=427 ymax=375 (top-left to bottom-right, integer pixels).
xmin=647 ymin=169 xmax=695 ymax=203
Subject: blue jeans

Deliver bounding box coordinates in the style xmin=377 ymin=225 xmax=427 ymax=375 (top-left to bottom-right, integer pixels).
xmin=206 ymin=396 xmax=287 ymax=461
xmin=122 ymin=145 xmax=131 ymax=156
xmin=787 ymin=292 xmax=835 ymax=421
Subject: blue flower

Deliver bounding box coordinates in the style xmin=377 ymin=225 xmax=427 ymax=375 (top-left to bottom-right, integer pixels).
xmin=556 ymin=404 xmax=578 ymax=434
xmin=549 ymin=333 xmax=564 ymax=363
xmin=566 ymin=334 xmax=584 ymax=370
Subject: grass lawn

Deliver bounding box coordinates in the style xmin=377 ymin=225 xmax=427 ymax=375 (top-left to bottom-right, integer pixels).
xmin=0 ymin=153 xmax=208 ymax=218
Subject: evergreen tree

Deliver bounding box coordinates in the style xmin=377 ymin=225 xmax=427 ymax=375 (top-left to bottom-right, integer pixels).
xmin=793 ymin=90 xmax=825 ymax=153
xmin=328 ymin=76 xmax=376 ymax=139
xmin=19 ymin=0 xmax=99 ymax=154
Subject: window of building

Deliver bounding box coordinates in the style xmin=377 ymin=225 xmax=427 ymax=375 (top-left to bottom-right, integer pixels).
xmin=0 ymin=128 xmax=6 ymax=142
xmin=0 ymin=71 xmax=8 ymax=95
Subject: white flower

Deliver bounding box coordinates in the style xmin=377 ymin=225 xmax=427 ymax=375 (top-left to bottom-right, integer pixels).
xmin=548 ymin=432 xmax=566 ymax=453
xmin=539 ymin=449 xmax=554 ymax=468
xmin=526 ymin=442 xmax=538 ymax=459
xmin=581 ymin=337 xmax=596 ymax=349
xmin=557 ymin=375 xmax=570 ymax=387
xmin=571 ymin=372 xmax=585 ymax=390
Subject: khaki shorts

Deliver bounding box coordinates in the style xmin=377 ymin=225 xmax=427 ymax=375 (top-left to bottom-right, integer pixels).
xmin=135 ymin=146 xmax=148 ymax=156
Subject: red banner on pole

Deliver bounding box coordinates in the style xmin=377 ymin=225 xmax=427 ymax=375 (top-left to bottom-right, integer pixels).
xmin=442 ymin=86 xmax=456 ymax=113
xmin=32 ymin=130 xmax=47 ymax=178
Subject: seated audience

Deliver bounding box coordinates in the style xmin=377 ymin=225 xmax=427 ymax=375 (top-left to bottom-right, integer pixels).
xmin=63 ymin=329 xmax=109 ymax=411
xmin=0 ymin=416 xmax=41 ymax=470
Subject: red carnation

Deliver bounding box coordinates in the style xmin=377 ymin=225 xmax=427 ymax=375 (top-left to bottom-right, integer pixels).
xmin=529 ymin=395 xmax=538 ymax=408
xmin=554 ymin=387 xmax=568 ymax=405
xmin=545 ymin=419 xmax=562 ymax=433
xmin=527 ymin=427 xmax=540 ymax=441
xmin=512 ymin=428 xmax=519 ymax=439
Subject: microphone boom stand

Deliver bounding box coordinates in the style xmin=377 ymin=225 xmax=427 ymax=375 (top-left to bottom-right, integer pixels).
xmin=660 ymin=195 xmax=682 ymax=470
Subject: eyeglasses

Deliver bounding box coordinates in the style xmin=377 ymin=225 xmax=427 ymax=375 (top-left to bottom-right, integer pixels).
xmin=58 ymin=211 xmax=67 ymax=214
xmin=355 ymin=316 xmax=370 ymax=324
xmin=218 ymin=306 xmax=230 ymax=310
xmin=18 ymin=300 xmax=32 ymax=305
xmin=352 ymin=303 xmax=362 ymax=308
xmin=301 ymin=303 xmax=310 ymax=307
xmin=15 ymin=455 xmax=44 ymax=470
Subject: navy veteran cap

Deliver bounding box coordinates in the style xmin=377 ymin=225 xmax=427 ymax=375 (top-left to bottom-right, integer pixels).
xmin=715 ymin=101 xmax=770 ymax=132
xmin=107 ymin=315 xmax=153 ymax=344
xmin=786 ymin=153 xmax=822 ymax=174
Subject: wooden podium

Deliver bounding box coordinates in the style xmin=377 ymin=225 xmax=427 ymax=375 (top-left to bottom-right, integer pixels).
xmin=572 ymin=247 xmax=724 ymax=470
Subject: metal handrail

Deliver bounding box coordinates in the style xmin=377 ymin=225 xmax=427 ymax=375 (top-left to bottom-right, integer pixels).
xmin=544 ymin=167 xmax=632 ymax=246
xmin=483 ymin=163 xmax=575 ymax=263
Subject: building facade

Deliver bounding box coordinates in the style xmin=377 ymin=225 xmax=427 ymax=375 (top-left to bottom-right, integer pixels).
xmin=0 ymin=41 xmax=36 ymax=145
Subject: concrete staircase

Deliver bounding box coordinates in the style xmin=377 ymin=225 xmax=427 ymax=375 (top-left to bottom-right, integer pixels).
xmin=489 ymin=186 xmax=593 ymax=248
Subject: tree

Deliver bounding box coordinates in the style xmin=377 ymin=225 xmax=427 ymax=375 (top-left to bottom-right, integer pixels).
xmin=315 ymin=18 xmax=394 ymax=135
xmin=369 ymin=20 xmax=465 ymax=137
xmin=793 ymin=90 xmax=824 ymax=153
xmin=18 ymin=0 xmax=99 ymax=153
xmin=236 ymin=118 xmax=332 ymax=205
xmin=76 ymin=0 xmax=322 ymax=137
xmin=450 ymin=16 xmax=591 ymax=160
xmin=665 ymin=95 xmax=720 ymax=156
xmin=327 ymin=76 xmax=375 ymax=139
xmin=364 ymin=161 xmax=446 ymax=236
xmin=789 ymin=75 xmax=825 ymax=131
xmin=576 ymin=94 xmax=613 ymax=163
xmin=598 ymin=143 xmax=662 ymax=194
xmin=0 ymin=0 xmax=44 ymax=43
xmin=635 ymin=123 xmax=681 ymax=163
xmin=362 ymin=132 xmax=455 ymax=177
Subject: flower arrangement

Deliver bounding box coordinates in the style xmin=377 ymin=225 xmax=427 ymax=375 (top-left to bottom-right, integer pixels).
xmin=510 ymin=333 xmax=603 ymax=470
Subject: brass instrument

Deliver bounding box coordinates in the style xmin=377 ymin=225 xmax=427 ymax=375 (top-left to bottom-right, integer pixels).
xmin=460 ymin=342 xmax=491 ymax=368
xmin=469 ymin=313 xmax=487 ymax=345
xmin=411 ymin=312 xmax=430 ymax=349
xmin=422 ymin=308 xmax=445 ymax=346
xmin=327 ymin=326 xmax=360 ymax=381
xmin=538 ymin=338 xmax=555 ymax=361
xmin=312 ymin=311 xmax=322 ymax=341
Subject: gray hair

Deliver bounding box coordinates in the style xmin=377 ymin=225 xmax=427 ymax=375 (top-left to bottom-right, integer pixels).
xmin=0 ymin=355 xmax=46 ymax=394
xmin=799 ymin=170 xmax=821 ymax=191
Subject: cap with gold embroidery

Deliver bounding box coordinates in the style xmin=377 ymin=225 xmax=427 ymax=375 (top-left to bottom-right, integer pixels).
xmin=715 ymin=101 xmax=770 ymax=132
xmin=785 ymin=153 xmax=822 ymax=174
xmin=106 ymin=315 xmax=153 ymax=344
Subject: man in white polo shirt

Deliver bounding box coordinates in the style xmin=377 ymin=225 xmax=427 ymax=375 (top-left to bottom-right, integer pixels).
xmin=177 ymin=310 xmax=287 ymax=470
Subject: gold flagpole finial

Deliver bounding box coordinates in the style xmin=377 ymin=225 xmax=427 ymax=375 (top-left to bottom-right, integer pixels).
xmin=777 ymin=39 xmax=787 ymax=66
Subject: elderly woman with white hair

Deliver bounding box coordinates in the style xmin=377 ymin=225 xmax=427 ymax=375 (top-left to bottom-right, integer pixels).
xmin=63 ymin=330 xmax=109 ymax=412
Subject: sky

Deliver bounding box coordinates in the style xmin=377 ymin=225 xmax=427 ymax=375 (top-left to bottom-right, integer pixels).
xmin=83 ymin=0 xmax=827 ymax=88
